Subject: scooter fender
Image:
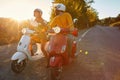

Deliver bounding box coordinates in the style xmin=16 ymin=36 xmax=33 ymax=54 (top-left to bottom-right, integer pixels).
xmin=11 ymin=52 xmax=27 ymax=63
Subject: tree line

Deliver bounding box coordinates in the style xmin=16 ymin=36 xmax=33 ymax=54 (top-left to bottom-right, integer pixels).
xmin=98 ymin=14 xmax=120 ymax=27
xmin=0 ymin=0 xmax=99 ymax=45
xmin=50 ymin=0 xmax=98 ymax=29
xmin=0 ymin=18 xmax=20 ymax=45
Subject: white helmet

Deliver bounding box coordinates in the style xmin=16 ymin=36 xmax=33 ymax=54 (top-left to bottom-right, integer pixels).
xmin=56 ymin=3 xmax=66 ymax=11
xmin=34 ymin=8 xmax=43 ymax=14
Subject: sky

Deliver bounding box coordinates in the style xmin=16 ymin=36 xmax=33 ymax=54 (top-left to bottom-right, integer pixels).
xmin=0 ymin=0 xmax=52 ymax=21
xmin=0 ymin=0 xmax=120 ymax=21
xmin=91 ymin=0 xmax=120 ymax=19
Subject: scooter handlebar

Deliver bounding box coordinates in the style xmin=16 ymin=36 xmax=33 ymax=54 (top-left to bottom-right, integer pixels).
xmin=47 ymin=27 xmax=70 ymax=34
xmin=22 ymin=28 xmax=35 ymax=34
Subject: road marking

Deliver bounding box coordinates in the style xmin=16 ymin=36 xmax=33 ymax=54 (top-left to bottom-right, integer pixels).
xmin=79 ymin=28 xmax=91 ymax=42
xmin=75 ymin=28 xmax=92 ymax=56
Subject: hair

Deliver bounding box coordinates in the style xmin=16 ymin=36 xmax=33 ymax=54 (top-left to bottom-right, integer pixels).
xmin=34 ymin=8 xmax=42 ymax=14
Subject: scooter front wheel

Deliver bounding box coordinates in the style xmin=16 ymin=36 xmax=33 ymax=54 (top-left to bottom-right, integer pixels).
xmin=48 ymin=67 xmax=62 ymax=80
xmin=11 ymin=60 xmax=26 ymax=73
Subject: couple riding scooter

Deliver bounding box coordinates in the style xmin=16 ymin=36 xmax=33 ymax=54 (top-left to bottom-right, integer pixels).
xmin=31 ymin=4 xmax=76 ymax=65
xmin=11 ymin=4 xmax=78 ymax=79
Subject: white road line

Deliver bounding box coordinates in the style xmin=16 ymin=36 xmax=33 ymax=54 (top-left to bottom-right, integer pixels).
xmin=79 ymin=28 xmax=92 ymax=42
xmin=75 ymin=28 xmax=92 ymax=56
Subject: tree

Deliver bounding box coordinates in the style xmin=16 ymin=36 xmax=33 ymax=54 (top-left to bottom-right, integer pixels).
xmin=86 ymin=7 xmax=98 ymax=26
xmin=50 ymin=0 xmax=98 ymax=29
xmin=0 ymin=18 xmax=20 ymax=45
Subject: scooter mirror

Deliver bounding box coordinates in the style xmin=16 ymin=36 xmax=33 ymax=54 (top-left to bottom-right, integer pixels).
xmin=22 ymin=28 xmax=35 ymax=34
xmin=22 ymin=28 xmax=28 ymax=34
xmin=53 ymin=26 xmax=61 ymax=33
xmin=73 ymin=18 xmax=78 ymax=23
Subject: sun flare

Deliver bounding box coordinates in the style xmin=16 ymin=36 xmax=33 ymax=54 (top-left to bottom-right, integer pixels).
xmin=0 ymin=0 xmax=51 ymax=21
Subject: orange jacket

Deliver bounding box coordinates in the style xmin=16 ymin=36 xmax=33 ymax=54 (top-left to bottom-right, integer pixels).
xmin=50 ymin=12 xmax=74 ymax=30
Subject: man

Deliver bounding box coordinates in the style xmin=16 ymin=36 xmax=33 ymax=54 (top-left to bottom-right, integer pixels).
xmin=29 ymin=8 xmax=48 ymax=58
xmin=49 ymin=3 xmax=74 ymax=57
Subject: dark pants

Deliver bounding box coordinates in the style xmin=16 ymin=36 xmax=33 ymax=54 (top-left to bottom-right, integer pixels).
xmin=67 ymin=34 xmax=74 ymax=57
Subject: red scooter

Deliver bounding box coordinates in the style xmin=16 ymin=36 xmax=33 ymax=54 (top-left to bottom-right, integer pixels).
xmin=47 ymin=26 xmax=78 ymax=80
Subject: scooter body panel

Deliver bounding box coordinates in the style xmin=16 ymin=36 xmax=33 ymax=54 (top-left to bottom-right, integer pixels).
xmin=11 ymin=52 xmax=27 ymax=63
xmin=17 ymin=35 xmax=31 ymax=52
xmin=14 ymin=34 xmax=44 ymax=61
xmin=71 ymin=41 xmax=77 ymax=58
xmin=48 ymin=33 xmax=69 ymax=67
xmin=48 ymin=34 xmax=67 ymax=55
xmin=50 ymin=56 xmax=63 ymax=67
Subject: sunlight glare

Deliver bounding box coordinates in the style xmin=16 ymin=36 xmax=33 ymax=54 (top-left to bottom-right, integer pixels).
xmin=0 ymin=0 xmax=51 ymax=21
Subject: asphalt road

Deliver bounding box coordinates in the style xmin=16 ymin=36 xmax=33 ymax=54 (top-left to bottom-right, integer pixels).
xmin=0 ymin=26 xmax=120 ymax=80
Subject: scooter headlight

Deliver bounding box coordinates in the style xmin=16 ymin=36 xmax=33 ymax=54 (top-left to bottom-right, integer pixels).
xmin=53 ymin=26 xmax=61 ymax=33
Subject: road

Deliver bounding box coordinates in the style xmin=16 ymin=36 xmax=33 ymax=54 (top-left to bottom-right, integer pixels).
xmin=0 ymin=26 xmax=120 ymax=80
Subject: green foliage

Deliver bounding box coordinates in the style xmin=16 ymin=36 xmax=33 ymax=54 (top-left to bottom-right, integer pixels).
xmin=50 ymin=0 xmax=98 ymax=29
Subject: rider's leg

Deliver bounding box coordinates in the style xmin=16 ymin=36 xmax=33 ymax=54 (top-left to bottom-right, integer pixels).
xmin=29 ymin=35 xmax=40 ymax=56
xmin=67 ymin=34 xmax=74 ymax=57
xmin=29 ymin=44 xmax=34 ymax=56
xmin=41 ymin=39 xmax=49 ymax=67
xmin=41 ymin=39 xmax=48 ymax=58
xmin=29 ymin=40 xmax=36 ymax=56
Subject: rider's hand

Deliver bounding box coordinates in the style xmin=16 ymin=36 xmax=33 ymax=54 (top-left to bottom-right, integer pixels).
xmin=47 ymin=29 xmax=54 ymax=33
xmin=61 ymin=28 xmax=70 ymax=34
